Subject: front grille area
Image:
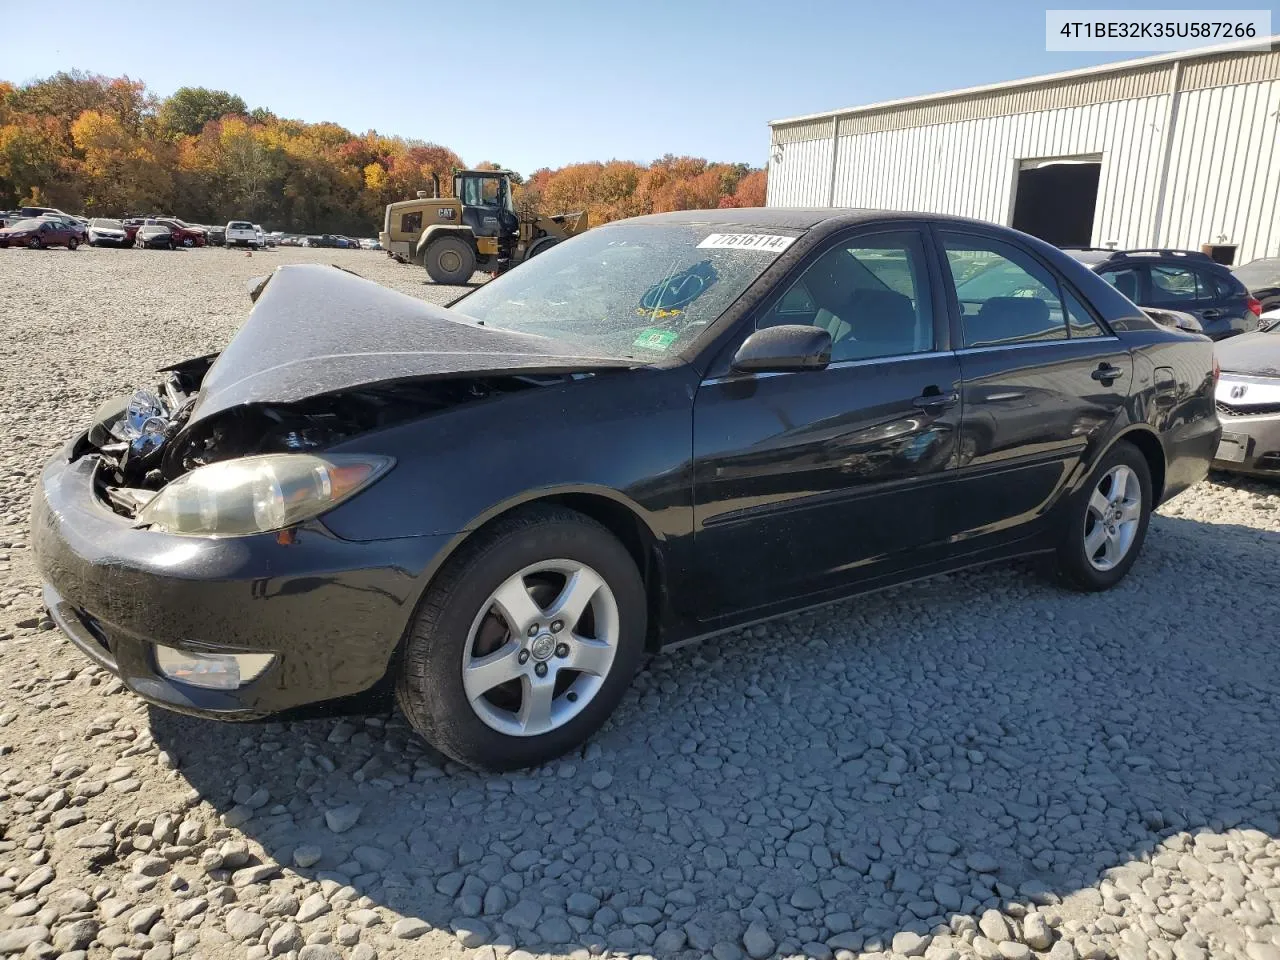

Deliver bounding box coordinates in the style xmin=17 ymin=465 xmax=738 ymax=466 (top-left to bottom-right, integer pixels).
xmin=1217 ymin=400 xmax=1280 ymax=417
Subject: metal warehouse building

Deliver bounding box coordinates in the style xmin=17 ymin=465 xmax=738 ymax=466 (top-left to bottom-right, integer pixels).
xmin=766 ymin=39 xmax=1280 ymax=263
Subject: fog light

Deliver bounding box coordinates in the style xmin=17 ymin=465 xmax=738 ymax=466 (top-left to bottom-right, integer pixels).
xmin=154 ymin=645 xmax=275 ymax=690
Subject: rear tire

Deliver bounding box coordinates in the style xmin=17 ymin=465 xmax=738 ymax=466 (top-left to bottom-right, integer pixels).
xmin=396 ymin=506 xmax=646 ymax=771
xmin=1054 ymin=441 xmax=1152 ymax=592
xmin=424 ymin=235 xmax=476 ymax=285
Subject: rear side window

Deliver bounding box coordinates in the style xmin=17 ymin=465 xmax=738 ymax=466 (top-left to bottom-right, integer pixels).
xmin=1207 ymin=271 xmax=1244 ymax=299
xmin=1064 ymin=289 xmax=1106 ymax=337
xmin=941 ymin=234 xmax=1066 ymax=347
xmin=1148 ymin=264 xmax=1206 ymax=304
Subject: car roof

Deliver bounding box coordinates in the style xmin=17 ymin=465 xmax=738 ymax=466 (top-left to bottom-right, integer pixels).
xmin=619 ymin=206 xmax=1008 ymax=232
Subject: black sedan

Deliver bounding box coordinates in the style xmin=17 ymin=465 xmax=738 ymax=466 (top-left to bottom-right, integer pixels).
xmin=135 ymin=224 xmax=174 ymax=250
xmin=32 ymin=209 xmax=1220 ymax=770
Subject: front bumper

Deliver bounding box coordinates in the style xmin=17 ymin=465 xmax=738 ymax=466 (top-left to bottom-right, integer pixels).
xmin=1213 ymin=410 xmax=1280 ymax=476
xmin=32 ymin=448 xmax=452 ymax=719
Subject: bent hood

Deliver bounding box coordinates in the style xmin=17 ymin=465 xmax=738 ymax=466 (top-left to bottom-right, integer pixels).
xmin=188 ymin=264 xmax=633 ymax=425
xmin=1215 ymin=331 xmax=1280 ymax=378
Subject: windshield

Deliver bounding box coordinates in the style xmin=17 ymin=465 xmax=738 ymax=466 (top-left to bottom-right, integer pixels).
xmin=91 ymin=218 xmax=122 ymax=228
xmin=455 ymin=222 xmax=798 ymax=359
xmin=7 ymin=219 xmax=42 ymax=230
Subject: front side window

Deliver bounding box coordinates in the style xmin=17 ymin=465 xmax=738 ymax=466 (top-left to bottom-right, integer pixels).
xmin=942 ymin=233 xmax=1066 ymax=347
xmin=1098 ymin=267 xmax=1142 ymax=302
xmin=757 ymin=230 xmax=935 ymax=362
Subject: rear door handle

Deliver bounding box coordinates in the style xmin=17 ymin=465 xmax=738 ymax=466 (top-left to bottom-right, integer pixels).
xmin=1092 ymin=363 xmax=1124 ymax=382
xmin=912 ymin=391 xmax=959 ymax=410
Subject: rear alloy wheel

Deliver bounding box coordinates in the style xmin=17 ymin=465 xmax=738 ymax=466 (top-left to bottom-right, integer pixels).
xmin=396 ymin=506 xmax=646 ymax=770
xmin=424 ymin=235 xmax=476 ymax=285
xmin=1055 ymin=441 xmax=1152 ymax=591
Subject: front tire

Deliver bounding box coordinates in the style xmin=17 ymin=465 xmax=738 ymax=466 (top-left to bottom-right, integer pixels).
xmin=67 ymin=238 xmax=78 ymax=250
xmin=396 ymin=506 xmax=646 ymax=771
xmin=424 ymin=235 xmax=476 ymax=284
xmin=27 ymin=237 xmax=41 ymax=250
xmin=1054 ymin=441 xmax=1152 ymax=591
xmin=182 ymin=237 xmax=194 ymax=248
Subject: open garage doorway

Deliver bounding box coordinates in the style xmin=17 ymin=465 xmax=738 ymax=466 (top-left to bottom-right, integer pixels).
xmin=1011 ymin=156 xmax=1101 ymax=248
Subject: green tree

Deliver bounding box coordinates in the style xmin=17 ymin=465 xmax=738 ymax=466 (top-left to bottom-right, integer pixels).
xmin=157 ymin=86 xmax=247 ymax=136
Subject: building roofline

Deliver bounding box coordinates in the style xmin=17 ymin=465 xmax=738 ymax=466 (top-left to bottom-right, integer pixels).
xmin=768 ymin=34 xmax=1280 ymax=127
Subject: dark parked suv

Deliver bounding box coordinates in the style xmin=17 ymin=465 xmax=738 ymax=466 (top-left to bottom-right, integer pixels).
xmin=1065 ymin=247 xmax=1261 ymax=340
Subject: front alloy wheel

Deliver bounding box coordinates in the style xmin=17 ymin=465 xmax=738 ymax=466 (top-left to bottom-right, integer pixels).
xmin=396 ymin=505 xmax=646 ymax=770
xmin=463 ymin=560 xmax=619 ymax=737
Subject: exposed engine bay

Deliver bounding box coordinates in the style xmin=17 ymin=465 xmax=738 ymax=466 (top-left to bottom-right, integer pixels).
xmin=78 ymin=356 xmax=553 ymax=518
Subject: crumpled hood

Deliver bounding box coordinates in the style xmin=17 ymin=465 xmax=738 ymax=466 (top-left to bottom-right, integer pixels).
xmin=188 ymin=264 xmax=632 ymax=425
xmin=1215 ymin=331 xmax=1280 ymax=379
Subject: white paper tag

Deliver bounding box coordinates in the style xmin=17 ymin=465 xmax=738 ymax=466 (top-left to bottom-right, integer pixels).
xmin=696 ymin=233 xmax=795 ymax=253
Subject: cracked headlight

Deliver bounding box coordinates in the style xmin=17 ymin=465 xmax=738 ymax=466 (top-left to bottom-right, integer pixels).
xmin=136 ymin=453 xmax=393 ymax=537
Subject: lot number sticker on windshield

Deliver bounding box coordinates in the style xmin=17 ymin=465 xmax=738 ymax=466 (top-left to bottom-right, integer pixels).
xmin=696 ymin=233 xmax=795 ymax=253
xmin=633 ymin=328 xmax=680 ymax=351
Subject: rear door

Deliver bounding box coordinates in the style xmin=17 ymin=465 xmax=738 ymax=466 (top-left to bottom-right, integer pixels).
xmin=691 ymin=225 xmax=961 ymax=619
xmin=937 ymin=227 xmax=1131 ymax=546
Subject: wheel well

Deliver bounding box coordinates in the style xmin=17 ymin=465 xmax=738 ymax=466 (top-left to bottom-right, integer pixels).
xmin=1118 ymin=430 xmax=1166 ymax=503
xmin=539 ymin=494 xmax=665 ymax=652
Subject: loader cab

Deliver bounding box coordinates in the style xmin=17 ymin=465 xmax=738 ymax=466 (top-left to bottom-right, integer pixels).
xmin=454 ymin=171 xmax=518 ymax=239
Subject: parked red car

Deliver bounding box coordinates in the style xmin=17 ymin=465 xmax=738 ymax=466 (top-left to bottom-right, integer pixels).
xmin=151 ymin=218 xmax=206 ymax=247
xmin=0 ymin=218 xmax=81 ymax=249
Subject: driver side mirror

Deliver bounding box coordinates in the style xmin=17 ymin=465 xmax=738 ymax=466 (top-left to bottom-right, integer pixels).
xmin=731 ymin=325 xmax=832 ymax=374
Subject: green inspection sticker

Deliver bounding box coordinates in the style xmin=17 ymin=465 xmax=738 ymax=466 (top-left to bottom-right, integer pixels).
xmin=633 ymin=328 xmax=679 ymax=351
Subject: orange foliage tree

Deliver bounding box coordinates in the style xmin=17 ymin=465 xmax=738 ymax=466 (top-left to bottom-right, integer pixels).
xmin=0 ymin=70 xmax=762 ymax=231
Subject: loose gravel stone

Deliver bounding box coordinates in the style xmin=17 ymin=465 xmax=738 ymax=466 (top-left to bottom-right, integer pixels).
xmin=2 ymin=248 xmax=1280 ymax=960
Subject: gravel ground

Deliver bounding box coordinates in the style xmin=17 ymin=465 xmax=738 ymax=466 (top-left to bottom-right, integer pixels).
xmin=1 ymin=245 xmax=1280 ymax=960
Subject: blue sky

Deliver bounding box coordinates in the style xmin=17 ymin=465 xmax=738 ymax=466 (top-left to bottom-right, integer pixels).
xmin=2 ymin=0 xmax=1242 ymax=174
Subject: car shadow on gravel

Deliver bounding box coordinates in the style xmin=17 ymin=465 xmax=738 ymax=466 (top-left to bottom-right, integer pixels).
xmin=147 ymin=512 xmax=1280 ymax=957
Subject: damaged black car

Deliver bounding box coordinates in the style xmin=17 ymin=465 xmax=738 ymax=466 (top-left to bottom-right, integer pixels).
xmin=33 ymin=209 xmax=1220 ymax=770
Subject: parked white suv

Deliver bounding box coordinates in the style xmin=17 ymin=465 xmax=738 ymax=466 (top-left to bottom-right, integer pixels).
xmin=225 ymin=220 xmax=260 ymax=248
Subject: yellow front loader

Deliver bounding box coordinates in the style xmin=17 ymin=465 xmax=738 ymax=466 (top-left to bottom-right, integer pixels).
xmin=379 ymin=170 xmax=588 ymax=284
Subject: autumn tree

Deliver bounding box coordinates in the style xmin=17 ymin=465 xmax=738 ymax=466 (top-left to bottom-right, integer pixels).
xmin=0 ymin=69 xmax=758 ymax=229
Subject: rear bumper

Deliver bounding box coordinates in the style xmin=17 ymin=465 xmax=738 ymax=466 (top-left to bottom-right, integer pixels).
xmin=1213 ymin=412 xmax=1280 ymax=476
xmin=1160 ymin=411 xmax=1222 ymax=502
xmin=32 ymin=449 xmax=451 ymax=719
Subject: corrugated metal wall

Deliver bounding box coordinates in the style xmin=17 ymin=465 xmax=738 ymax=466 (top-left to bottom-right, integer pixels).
xmin=1159 ymin=79 xmax=1280 ymax=262
xmin=824 ymin=96 xmax=1170 ymax=250
xmin=768 ymin=48 xmax=1280 ymax=262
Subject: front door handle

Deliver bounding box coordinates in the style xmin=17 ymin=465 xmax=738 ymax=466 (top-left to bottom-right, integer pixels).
xmin=912 ymin=390 xmax=959 ymax=410
xmin=1200 ymin=309 xmax=1221 ymax=319
xmin=1091 ymin=363 xmax=1124 ymax=383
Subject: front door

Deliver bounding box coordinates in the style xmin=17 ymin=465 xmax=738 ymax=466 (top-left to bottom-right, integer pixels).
xmin=691 ymin=227 xmax=961 ymax=619
xmin=937 ymin=228 xmax=1131 ymax=545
